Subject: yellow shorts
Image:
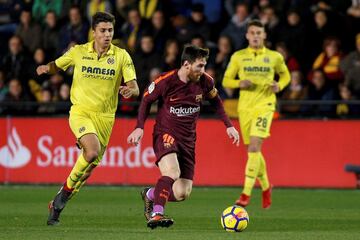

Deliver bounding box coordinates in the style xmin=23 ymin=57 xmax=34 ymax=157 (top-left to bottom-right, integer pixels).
xmin=239 ymin=109 xmax=274 ymax=145
xmin=69 ymin=105 xmax=115 ymax=154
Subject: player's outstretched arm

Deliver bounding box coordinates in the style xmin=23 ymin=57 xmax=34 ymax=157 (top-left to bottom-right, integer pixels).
xmin=127 ymin=128 xmax=144 ymax=146
xmin=119 ymin=80 xmax=140 ymax=99
xmin=36 ymin=61 xmax=59 ymax=75
xmin=226 ymin=127 xmax=240 ymax=146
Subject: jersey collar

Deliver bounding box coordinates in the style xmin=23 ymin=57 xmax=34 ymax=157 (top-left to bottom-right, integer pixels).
xmin=87 ymin=41 xmax=115 ymax=56
xmin=247 ymin=46 xmax=266 ymax=55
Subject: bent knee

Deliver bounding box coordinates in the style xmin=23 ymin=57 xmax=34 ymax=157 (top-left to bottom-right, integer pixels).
xmin=174 ymin=188 xmax=192 ymax=201
xmin=84 ymin=150 xmax=100 ymax=163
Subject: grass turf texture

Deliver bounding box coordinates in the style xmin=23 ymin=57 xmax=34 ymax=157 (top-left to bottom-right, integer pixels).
xmin=0 ymin=186 xmax=359 ymax=240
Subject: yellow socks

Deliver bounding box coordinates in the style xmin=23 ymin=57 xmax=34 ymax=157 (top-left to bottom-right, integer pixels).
xmin=243 ymin=152 xmax=261 ymax=196
xmin=65 ymin=154 xmax=90 ymax=190
xmin=257 ymin=152 xmax=270 ymax=191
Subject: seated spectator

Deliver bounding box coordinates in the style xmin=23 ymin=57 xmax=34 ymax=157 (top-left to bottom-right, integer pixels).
xmin=2 ymin=78 xmax=33 ymax=115
xmin=302 ymin=69 xmax=337 ymax=117
xmin=340 ymin=33 xmax=360 ymax=99
xmin=278 ymin=9 xmax=306 ymax=66
xmin=336 ymin=83 xmax=360 ymax=118
xmin=214 ymin=35 xmax=234 ymax=99
xmin=1 ymin=35 xmax=30 ymax=84
xmin=37 ymin=87 xmax=56 ymax=114
xmin=113 ymin=0 xmax=137 ymax=39
xmin=161 ymin=39 xmax=180 ymax=72
xmin=312 ymin=37 xmax=344 ymax=87
xmin=221 ymin=2 xmax=251 ymax=50
xmin=58 ymin=5 xmax=89 ymax=54
xmin=176 ymin=3 xmax=211 ymax=44
xmin=121 ymin=8 xmax=147 ymax=53
xmin=56 ymin=83 xmax=71 ymax=114
xmin=133 ymin=34 xmax=162 ymax=96
xmin=281 ymin=70 xmax=306 ymax=115
xmin=44 ymin=73 xmax=64 ymax=100
xmin=30 ymin=72 xmax=64 ymax=102
xmin=190 ymin=0 xmax=222 ymax=26
xmin=276 ymin=42 xmax=300 ymax=72
xmin=28 ymin=48 xmax=48 ymax=84
xmin=147 ymin=10 xmax=175 ymax=53
xmin=259 ymin=6 xmax=281 ymax=48
xmin=15 ymin=9 xmax=42 ymax=54
xmin=42 ymin=10 xmax=60 ymax=59
xmin=58 ymin=82 xmax=70 ymax=102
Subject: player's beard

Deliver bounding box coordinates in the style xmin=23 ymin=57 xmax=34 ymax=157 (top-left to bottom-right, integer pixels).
xmin=189 ymin=71 xmax=202 ymax=82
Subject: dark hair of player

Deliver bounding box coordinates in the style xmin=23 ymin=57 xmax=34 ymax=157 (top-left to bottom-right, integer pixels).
xmin=92 ymin=12 xmax=115 ymax=30
xmin=181 ymin=44 xmax=209 ymax=65
xmin=246 ymin=19 xmax=264 ymax=30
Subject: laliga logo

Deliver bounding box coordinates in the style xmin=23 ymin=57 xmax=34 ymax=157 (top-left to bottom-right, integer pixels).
xmin=0 ymin=127 xmax=31 ymax=168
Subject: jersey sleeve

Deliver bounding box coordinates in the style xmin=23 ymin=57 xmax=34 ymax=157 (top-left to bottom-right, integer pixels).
xmin=55 ymin=46 xmax=76 ymax=71
xmin=203 ymin=73 xmax=232 ymax=127
xmin=222 ymin=53 xmax=241 ymax=88
xmin=121 ymin=50 xmax=137 ymax=83
xmin=274 ymin=53 xmax=291 ymax=91
xmin=136 ymin=75 xmax=167 ymax=129
xmin=203 ymin=73 xmax=218 ymax=99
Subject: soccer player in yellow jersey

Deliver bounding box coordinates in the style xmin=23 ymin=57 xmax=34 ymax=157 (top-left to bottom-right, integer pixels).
xmin=36 ymin=12 xmax=139 ymax=225
xmin=222 ymin=20 xmax=290 ymax=209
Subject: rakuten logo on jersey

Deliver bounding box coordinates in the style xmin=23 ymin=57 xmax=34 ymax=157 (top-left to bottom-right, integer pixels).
xmin=170 ymin=106 xmax=200 ymax=116
xmin=0 ymin=128 xmax=31 ymax=168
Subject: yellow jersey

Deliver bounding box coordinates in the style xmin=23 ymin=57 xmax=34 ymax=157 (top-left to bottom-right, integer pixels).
xmin=55 ymin=41 xmax=136 ymax=114
xmin=223 ymin=47 xmax=290 ymax=111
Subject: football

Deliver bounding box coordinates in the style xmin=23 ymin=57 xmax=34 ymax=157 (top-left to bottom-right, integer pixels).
xmin=221 ymin=205 xmax=249 ymax=232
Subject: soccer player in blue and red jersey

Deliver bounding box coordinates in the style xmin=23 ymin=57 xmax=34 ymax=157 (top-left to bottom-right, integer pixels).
xmin=127 ymin=45 xmax=240 ymax=229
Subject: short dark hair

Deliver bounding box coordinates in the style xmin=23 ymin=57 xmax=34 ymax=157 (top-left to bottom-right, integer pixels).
xmin=247 ymin=19 xmax=264 ymax=30
xmin=92 ymin=12 xmax=115 ymax=30
xmin=181 ymin=44 xmax=209 ymax=65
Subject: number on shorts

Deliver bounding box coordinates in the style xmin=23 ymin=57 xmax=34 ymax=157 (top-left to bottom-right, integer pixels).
xmin=256 ymin=117 xmax=267 ymax=128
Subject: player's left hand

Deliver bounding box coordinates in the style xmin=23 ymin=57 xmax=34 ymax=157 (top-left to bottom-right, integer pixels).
xmin=119 ymin=86 xmax=133 ymax=99
xmin=269 ymin=81 xmax=280 ymax=93
xmin=226 ymin=127 xmax=240 ymax=146
xmin=127 ymin=128 xmax=144 ymax=146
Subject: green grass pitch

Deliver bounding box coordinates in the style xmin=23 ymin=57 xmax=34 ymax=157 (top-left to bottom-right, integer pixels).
xmin=0 ymin=186 xmax=359 ymax=240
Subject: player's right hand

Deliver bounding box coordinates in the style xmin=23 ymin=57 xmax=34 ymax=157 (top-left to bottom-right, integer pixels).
xmin=36 ymin=65 xmax=49 ymax=75
xmin=239 ymin=80 xmax=253 ymax=89
xmin=127 ymin=128 xmax=144 ymax=146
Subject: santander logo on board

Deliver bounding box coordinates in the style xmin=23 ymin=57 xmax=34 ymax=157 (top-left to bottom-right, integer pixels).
xmin=0 ymin=127 xmax=31 ymax=168
xmin=0 ymin=127 xmax=156 ymax=169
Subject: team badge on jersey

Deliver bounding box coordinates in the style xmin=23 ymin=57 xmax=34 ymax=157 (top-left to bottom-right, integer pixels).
xmin=107 ymin=57 xmax=115 ymax=65
xmin=263 ymin=57 xmax=270 ymax=63
xmin=195 ymin=94 xmax=203 ymax=102
xmin=79 ymin=127 xmax=86 ymax=133
xmin=148 ymin=82 xmax=155 ymax=94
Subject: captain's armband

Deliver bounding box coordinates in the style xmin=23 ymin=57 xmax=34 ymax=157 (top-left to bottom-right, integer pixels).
xmin=207 ymin=87 xmax=218 ymax=99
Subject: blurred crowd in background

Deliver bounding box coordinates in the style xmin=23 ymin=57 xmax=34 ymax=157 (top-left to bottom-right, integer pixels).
xmin=0 ymin=0 xmax=360 ymax=118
